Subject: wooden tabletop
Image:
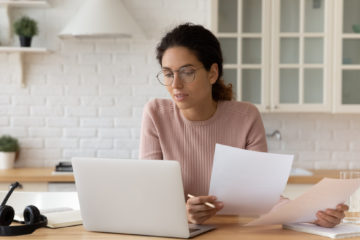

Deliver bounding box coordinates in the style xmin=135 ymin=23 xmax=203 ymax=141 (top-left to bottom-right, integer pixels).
xmin=0 ymin=168 xmax=74 ymax=183
xmin=7 ymin=215 xmax=359 ymax=240
xmin=0 ymin=168 xmax=351 ymax=184
xmin=288 ymin=169 xmax=345 ymax=184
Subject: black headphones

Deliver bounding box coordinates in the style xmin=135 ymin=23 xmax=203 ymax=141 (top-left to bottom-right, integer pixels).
xmin=0 ymin=182 xmax=47 ymax=236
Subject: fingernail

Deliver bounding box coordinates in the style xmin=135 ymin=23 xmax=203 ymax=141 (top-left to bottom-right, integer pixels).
xmin=218 ymin=202 xmax=223 ymax=207
xmin=212 ymin=196 xmax=217 ymax=201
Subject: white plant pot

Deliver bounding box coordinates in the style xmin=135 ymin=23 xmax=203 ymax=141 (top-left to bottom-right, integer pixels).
xmin=0 ymin=152 xmax=15 ymax=169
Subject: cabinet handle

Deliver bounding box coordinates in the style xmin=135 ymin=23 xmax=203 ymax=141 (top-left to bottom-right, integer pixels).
xmin=266 ymin=106 xmax=270 ymax=110
xmin=274 ymin=105 xmax=278 ymax=109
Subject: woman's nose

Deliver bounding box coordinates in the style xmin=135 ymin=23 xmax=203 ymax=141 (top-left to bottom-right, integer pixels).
xmin=171 ymin=73 xmax=183 ymax=89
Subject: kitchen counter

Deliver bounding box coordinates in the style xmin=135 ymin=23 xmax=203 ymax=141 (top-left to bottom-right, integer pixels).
xmin=0 ymin=168 xmax=353 ymax=195
xmin=7 ymin=215 xmax=360 ymax=240
xmin=0 ymin=168 xmax=348 ymax=184
xmin=0 ymin=168 xmax=74 ymax=182
xmin=0 ymin=168 xmax=74 ymax=191
xmin=287 ymin=169 xmax=344 ymax=184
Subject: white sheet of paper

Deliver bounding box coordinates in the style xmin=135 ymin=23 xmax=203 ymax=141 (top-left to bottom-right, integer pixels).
xmin=247 ymin=178 xmax=360 ymax=226
xmin=208 ymin=144 xmax=294 ymax=216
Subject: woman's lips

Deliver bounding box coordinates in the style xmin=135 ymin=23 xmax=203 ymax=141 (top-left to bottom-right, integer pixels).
xmin=174 ymin=93 xmax=188 ymax=102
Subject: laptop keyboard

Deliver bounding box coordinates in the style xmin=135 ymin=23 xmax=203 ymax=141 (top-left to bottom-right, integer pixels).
xmin=189 ymin=228 xmax=200 ymax=233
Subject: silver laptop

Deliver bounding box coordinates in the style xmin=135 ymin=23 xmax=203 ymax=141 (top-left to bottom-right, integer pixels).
xmin=72 ymin=158 xmax=215 ymax=238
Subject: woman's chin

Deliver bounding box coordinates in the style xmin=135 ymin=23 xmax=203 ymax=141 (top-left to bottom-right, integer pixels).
xmin=173 ymin=99 xmax=191 ymax=110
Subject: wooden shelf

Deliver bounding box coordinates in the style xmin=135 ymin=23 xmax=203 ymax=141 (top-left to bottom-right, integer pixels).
xmin=0 ymin=46 xmax=47 ymax=52
xmin=0 ymin=46 xmax=49 ymax=87
xmin=0 ymin=0 xmax=48 ymax=7
xmin=0 ymin=0 xmax=49 ymax=88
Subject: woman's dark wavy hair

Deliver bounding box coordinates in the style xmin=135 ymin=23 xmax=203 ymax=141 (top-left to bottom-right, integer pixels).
xmin=156 ymin=23 xmax=233 ymax=101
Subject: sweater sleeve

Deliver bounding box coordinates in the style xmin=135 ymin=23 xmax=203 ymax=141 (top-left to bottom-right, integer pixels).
xmin=139 ymin=102 xmax=163 ymax=160
xmin=245 ymin=105 xmax=268 ymax=152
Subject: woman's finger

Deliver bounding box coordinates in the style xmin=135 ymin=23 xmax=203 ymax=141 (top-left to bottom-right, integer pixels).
xmin=315 ymin=211 xmax=340 ymax=227
xmin=314 ymin=218 xmax=334 ymax=228
xmin=196 ymin=215 xmax=212 ymax=224
xmin=186 ymin=195 xmax=223 ymax=224
xmin=188 ymin=211 xmax=213 ymax=224
xmin=187 ymin=201 xmax=222 ymax=213
xmin=324 ymin=208 xmax=345 ymax=220
xmin=187 ymin=203 xmax=210 ymax=213
xmin=336 ymin=203 xmax=349 ymax=212
xmin=193 ymin=209 xmax=216 ymax=219
xmin=187 ymin=196 xmax=216 ymax=205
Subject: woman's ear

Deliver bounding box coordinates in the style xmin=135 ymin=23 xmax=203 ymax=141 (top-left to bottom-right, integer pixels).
xmin=208 ymin=63 xmax=219 ymax=85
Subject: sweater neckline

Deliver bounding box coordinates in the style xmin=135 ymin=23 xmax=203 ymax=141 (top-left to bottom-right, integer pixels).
xmin=176 ymin=101 xmax=225 ymax=126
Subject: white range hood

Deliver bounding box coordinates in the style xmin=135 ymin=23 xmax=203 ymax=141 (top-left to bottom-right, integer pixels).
xmin=59 ymin=0 xmax=145 ymax=38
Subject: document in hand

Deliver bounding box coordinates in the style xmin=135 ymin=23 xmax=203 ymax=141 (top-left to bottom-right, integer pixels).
xmin=247 ymin=178 xmax=360 ymax=226
xmin=283 ymin=222 xmax=360 ymax=239
xmin=208 ymin=144 xmax=294 ymax=216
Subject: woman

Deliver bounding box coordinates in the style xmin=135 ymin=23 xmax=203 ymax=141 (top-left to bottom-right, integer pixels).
xmin=140 ymin=23 xmax=347 ymax=227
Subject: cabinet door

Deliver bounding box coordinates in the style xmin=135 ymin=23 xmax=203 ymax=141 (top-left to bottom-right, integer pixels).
xmin=272 ymin=0 xmax=332 ymax=112
xmin=212 ymin=0 xmax=271 ymax=112
xmin=334 ymin=0 xmax=360 ymax=112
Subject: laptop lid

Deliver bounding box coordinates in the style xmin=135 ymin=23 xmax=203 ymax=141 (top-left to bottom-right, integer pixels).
xmin=72 ymin=158 xmax=214 ymax=238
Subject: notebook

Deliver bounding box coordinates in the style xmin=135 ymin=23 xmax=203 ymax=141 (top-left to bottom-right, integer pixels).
xmin=283 ymin=223 xmax=360 ymax=239
xmin=46 ymin=210 xmax=82 ymax=228
xmin=15 ymin=207 xmax=82 ymax=228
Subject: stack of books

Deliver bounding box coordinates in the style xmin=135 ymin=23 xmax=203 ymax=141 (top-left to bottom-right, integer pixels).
xmin=55 ymin=162 xmax=73 ymax=172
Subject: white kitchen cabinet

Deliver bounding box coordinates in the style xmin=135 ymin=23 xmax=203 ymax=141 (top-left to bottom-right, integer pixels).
xmin=0 ymin=182 xmax=48 ymax=192
xmin=334 ymin=0 xmax=360 ymax=112
xmin=212 ymin=0 xmax=271 ymax=112
xmin=272 ymin=0 xmax=333 ymax=112
xmin=48 ymin=183 xmax=76 ymax=192
xmin=212 ymin=0 xmax=333 ymax=112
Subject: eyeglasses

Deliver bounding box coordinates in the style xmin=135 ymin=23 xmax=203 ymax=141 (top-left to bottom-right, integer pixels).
xmin=156 ymin=66 xmax=203 ymax=86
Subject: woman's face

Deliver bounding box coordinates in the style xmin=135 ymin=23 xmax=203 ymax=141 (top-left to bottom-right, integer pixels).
xmin=161 ymin=46 xmax=218 ymax=111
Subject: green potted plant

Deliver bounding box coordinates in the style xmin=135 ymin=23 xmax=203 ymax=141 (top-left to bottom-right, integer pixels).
xmin=0 ymin=135 xmax=20 ymax=169
xmin=13 ymin=16 xmax=39 ymax=47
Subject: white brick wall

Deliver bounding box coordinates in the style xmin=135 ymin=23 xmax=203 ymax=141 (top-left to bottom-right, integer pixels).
xmin=0 ymin=0 xmax=358 ymax=169
xmin=263 ymin=113 xmax=360 ymax=169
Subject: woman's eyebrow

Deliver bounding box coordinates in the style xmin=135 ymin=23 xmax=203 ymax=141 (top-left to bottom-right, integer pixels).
xmin=162 ymin=64 xmax=195 ymax=70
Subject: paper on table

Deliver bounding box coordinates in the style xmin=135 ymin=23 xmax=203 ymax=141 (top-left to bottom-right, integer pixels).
xmin=208 ymin=144 xmax=294 ymax=216
xmin=247 ymin=178 xmax=360 ymax=226
xmin=283 ymin=222 xmax=360 ymax=239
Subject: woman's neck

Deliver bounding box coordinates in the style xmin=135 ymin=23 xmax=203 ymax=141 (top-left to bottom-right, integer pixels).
xmin=180 ymin=99 xmax=218 ymax=121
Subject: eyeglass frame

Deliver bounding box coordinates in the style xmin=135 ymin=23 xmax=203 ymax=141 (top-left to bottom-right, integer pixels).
xmin=156 ymin=65 xmax=204 ymax=86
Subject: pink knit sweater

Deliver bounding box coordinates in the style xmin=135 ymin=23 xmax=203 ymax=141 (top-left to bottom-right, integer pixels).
xmin=139 ymin=99 xmax=268 ymax=196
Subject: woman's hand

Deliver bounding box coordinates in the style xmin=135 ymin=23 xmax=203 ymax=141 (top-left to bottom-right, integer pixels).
xmin=186 ymin=195 xmax=223 ymax=224
xmin=314 ymin=204 xmax=349 ymax=228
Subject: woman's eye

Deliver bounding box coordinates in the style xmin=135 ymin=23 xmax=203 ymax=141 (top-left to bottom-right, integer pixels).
xmin=183 ymin=71 xmax=194 ymax=76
